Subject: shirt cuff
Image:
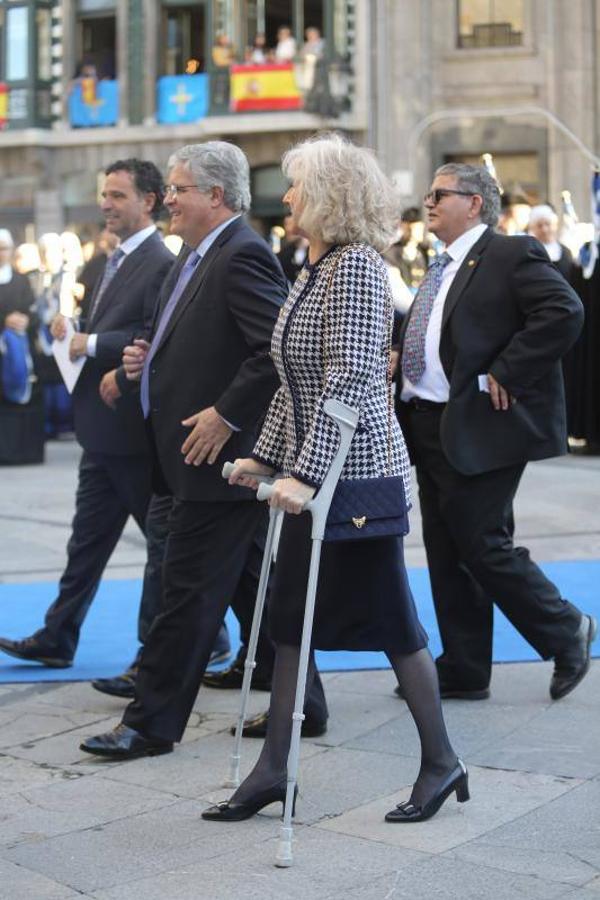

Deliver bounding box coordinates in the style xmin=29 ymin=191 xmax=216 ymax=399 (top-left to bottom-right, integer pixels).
xmin=86 ymin=334 xmax=98 ymax=357
xmin=217 ymin=412 xmax=240 ymax=432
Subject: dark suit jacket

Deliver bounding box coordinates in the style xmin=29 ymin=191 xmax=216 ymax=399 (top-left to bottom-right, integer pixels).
xmin=147 ymin=217 xmax=287 ymax=502
xmin=74 ymin=230 xmax=174 ymax=456
xmin=398 ymin=227 xmax=584 ymax=475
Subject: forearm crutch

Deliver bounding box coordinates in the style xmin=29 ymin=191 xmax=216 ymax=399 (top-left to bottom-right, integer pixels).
xmin=256 ymin=399 xmax=359 ymax=868
xmin=220 ymin=463 xmax=282 ymax=789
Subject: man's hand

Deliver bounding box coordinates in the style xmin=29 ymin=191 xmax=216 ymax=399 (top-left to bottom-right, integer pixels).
xmin=122 ymin=338 xmax=150 ymax=382
xmin=181 ymin=407 xmax=233 ymax=466
xmin=50 ymin=314 xmax=67 ymax=340
xmin=99 ymin=370 xmax=122 ymax=409
xmin=487 ymin=373 xmax=515 ymax=411
xmin=268 ymin=477 xmax=315 ymax=514
xmin=228 ymin=457 xmax=275 ymax=490
xmin=389 ymin=349 xmax=399 ymax=378
xmin=69 ymin=332 xmax=89 ymax=362
xmin=4 ymin=311 xmax=29 ymax=333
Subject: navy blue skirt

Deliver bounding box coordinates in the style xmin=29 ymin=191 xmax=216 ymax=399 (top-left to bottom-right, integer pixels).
xmin=267 ymin=511 xmax=428 ymax=653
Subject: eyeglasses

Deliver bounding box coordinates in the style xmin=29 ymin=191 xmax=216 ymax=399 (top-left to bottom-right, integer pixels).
xmin=164 ymin=184 xmax=199 ymax=198
xmin=423 ymin=189 xmax=478 ymax=206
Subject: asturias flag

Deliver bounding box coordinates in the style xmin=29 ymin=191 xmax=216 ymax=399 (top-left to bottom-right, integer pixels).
xmin=230 ymin=63 xmax=302 ymax=112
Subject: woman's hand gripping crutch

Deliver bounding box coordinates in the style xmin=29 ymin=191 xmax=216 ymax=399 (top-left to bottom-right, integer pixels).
xmin=255 ymin=399 xmax=359 ymax=868
xmin=221 ymin=460 xmax=280 ymax=788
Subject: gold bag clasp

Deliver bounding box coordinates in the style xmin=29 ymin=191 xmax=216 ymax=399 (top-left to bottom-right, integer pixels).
xmin=352 ymin=516 xmax=367 ymax=529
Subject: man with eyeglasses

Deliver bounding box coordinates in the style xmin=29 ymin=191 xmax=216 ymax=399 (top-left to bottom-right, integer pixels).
xmin=395 ymin=162 xmax=595 ymax=703
xmin=79 ymin=142 xmax=292 ymax=760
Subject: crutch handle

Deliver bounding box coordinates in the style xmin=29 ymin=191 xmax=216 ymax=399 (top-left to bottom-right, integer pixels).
xmin=222 ymin=461 xmax=274 ymax=486
xmin=256 ymin=481 xmax=276 ymax=502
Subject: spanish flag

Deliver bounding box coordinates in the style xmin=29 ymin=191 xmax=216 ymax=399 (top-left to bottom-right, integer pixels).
xmin=230 ymin=63 xmax=302 ymax=112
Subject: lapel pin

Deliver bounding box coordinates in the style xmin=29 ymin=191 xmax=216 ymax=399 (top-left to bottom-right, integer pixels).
xmin=467 ymin=259 xmax=476 ymax=267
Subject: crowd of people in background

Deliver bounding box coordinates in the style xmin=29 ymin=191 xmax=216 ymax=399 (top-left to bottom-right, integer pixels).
xmin=212 ymin=25 xmax=325 ymax=69
xmin=1 ymin=173 xmax=600 ymax=470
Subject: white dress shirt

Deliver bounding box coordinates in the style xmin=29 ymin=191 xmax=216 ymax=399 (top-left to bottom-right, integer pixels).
xmin=401 ymin=223 xmax=488 ymax=403
xmin=86 ymin=224 xmax=157 ymax=357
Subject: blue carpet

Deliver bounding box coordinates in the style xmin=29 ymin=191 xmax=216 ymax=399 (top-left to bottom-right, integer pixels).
xmin=0 ymin=560 xmax=599 ymax=683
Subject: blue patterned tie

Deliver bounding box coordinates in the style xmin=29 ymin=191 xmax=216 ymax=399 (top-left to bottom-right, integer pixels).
xmin=140 ymin=250 xmax=200 ymax=418
xmin=89 ymin=248 xmax=125 ymax=322
xmin=401 ymin=251 xmax=452 ymax=384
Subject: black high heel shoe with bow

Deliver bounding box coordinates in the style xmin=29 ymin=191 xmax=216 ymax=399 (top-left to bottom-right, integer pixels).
xmin=202 ymin=781 xmax=298 ymax=823
xmin=385 ymin=759 xmax=469 ymax=823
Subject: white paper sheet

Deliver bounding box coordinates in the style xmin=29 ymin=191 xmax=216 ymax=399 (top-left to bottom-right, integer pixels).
xmin=52 ymin=318 xmax=85 ymax=394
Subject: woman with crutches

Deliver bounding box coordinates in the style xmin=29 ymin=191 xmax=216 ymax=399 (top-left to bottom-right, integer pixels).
xmin=202 ymin=133 xmax=467 ymax=827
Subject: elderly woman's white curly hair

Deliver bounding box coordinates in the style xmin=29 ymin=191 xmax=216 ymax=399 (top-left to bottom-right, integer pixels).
xmin=282 ymin=133 xmax=400 ymax=252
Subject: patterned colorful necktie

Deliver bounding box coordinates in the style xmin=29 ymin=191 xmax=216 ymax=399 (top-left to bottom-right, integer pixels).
xmin=140 ymin=250 xmax=200 ymax=418
xmin=401 ymin=251 xmax=452 ymax=384
xmin=89 ymin=248 xmax=125 ymax=322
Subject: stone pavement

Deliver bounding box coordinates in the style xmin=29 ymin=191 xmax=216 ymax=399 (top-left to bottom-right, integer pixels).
xmin=0 ymin=441 xmax=599 ymax=899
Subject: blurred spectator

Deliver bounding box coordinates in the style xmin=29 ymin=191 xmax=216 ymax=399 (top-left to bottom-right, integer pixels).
xmin=247 ymin=32 xmax=267 ymax=65
xmin=277 ymin=214 xmax=308 ymax=286
xmin=212 ymin=33 xmax=235 ymax=68
xmin=568 ymin=239 xmax=600 ymax=451
xmin=0 ymin=229 xmax=45 ymax=464
xmin=383 ymin=207 xmax=430 ymax=294
xmin=275 ymin=26 xmax=297 ymax=62
xmin=527 ymin=205 xmax=573 ymax=280
xmin=36 ymin=233 xmax=74 ymax=439
xmin=300 ymin=26 xmax=324 ymax=60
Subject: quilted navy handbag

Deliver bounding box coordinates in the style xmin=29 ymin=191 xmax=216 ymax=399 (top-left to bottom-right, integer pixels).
xmin=321 ymin=247 xmax=409 ymax=543
xmin=324 ymin=474 xmax=409 ymax=542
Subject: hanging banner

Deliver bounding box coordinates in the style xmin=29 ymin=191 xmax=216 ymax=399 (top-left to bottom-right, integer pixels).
xmin=156 ymin=74 xmax=209 ymax=124
xmin=230 ymin=63 xmax=302 ymax=112
xmin=68 ymin=79 xmax=119 ymax=127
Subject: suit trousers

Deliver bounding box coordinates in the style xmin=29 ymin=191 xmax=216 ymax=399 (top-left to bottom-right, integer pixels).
xmin=131 ymin=494 xmax=328 ymax=731
xmin=40 ymin=450 xmax=152 ymax=658
xmin=399 ymin=403 xmax=582 ymax=689
xmin=124 ymin=498 xmax=270 ymax=741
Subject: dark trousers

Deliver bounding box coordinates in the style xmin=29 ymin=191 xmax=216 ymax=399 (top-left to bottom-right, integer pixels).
xmin=40 ymin=450 xmax=152 ymax=658
xmin=399 ymin=404 xmax=582 ymax=689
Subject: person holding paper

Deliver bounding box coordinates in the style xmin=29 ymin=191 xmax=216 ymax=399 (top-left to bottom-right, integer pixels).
xmin=395 ymin=163 xmax=595 ymax=703
xmin=0 ymin=159 xmax=174 ymax=668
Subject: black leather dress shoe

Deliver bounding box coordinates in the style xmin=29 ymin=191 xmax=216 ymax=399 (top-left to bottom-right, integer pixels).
xmin=385 ymin=759 xmax=469 ymax=823
xmin=550 ymin=614 xmax=597 ymax=700
xmin=0 ymin=635 xmax=72 ymax=668
xmin=229 ymin=710 xmax=327 ymax=739
xmin=202 ymin=782 xmax=298 ymax=822
xmin=92 ymin=671 xmax=137 ymax=699
xmin=203 ymin=662 xmax=272 ymax=691
xmin=395 ymin=682 xmax=490 ymax=701
xmin=80 ymin=723 xmax=173 ymax=759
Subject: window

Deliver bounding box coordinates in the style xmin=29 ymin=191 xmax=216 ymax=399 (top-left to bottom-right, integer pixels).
xmin=6 ymin=5 xmax=28 ymax=81
xmin=76 ymin=14 xmax=116 ymax=78
xmin=457 ymin=0 xmax=524 ymax=48
xmin=163 ymin=5 xmax=206 ymax=75
xmin=36 ymin=6 xmax=52 ymax=81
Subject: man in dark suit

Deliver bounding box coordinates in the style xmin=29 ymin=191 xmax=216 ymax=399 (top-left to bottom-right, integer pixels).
xmin=80 ymin=141 xmax=294 ymax=759
xmin=0 ymin=159 xmax=174 ymax=666
xmin=395 ymin=163 xmax=595 ymax=702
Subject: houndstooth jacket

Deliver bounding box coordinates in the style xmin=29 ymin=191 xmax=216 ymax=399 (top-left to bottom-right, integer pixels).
xmin=252 ymin=242 xmax=412 ymax=501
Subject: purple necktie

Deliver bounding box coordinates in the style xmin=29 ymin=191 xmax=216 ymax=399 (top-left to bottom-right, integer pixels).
xmin=401 ymin=251 xmax=452 ymax=384
xmin=89 ymin=248 xmax=125 ymax=322
xmin=140 ymin=250 xmax=200 ymax=418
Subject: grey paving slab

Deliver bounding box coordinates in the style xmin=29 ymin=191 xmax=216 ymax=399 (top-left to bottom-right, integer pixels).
xmin=3 ymin=716 xmax=123 ymax=766
xmin=90 ymin=828 xmax=428 ymax=900
xmin=0 ymin=755 xmax=71 ymax=799
xmin=446 ymin=842 xmax=598 ymax=888
xmin=465 ymin=777 xmax=600 ymax=870
xmin=0 ymin=771 xmax=175 ymax=848
xmin=468 ymin=701 xmax=600 ymax=779
xmin=317 ymin=765 xmax=580 ymax=854
xmin=333 ymin=856 xmax=575 ymax=900
xmin=0 ymin=858 xmax=83 ymax=900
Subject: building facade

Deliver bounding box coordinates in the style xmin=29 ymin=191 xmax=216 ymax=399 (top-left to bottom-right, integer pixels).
xmin=0 ymin=0 xmax=366 ymax=239
xmin=0 ymin=0 xmax=599 ymax=240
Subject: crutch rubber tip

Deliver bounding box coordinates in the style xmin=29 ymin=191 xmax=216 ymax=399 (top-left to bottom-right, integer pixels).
xmin=275 ymin=839 xmax=293 ymax=868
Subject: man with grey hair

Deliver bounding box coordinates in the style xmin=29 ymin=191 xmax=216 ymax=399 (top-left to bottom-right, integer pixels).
xmin=395 ymin=163 xmax=595 ymax=703
xmin=80 ymin=141 xmax=290 ymax=759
